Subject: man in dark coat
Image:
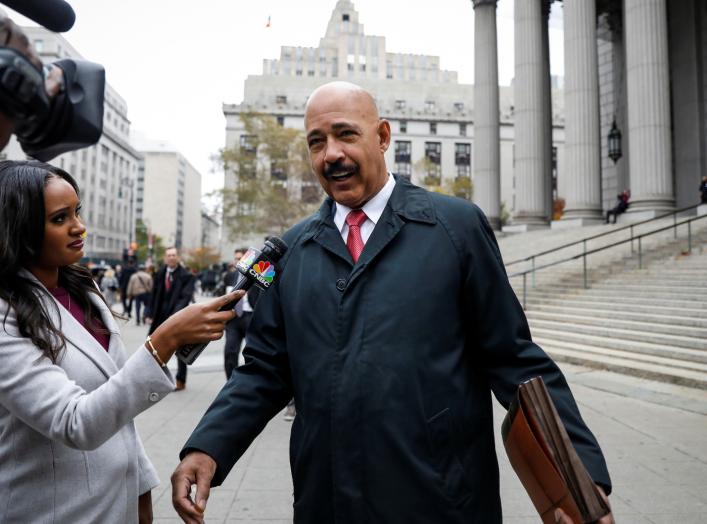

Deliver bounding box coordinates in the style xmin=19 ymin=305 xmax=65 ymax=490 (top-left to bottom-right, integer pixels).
xmin=222 ymin=248 xmax=259 ymax=378
xmin=171 ymin=82 xmax=614 ymax=523
xmin=147 ymin=246 xmax=195 ymax=390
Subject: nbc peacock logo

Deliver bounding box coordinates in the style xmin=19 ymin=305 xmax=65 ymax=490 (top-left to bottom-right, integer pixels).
xmin=251 ymin=261 xmax=276 ymax=284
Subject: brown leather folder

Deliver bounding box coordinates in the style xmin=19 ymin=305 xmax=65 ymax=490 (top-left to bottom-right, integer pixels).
xmin=501 ymin=377 xmax=610 ymax=524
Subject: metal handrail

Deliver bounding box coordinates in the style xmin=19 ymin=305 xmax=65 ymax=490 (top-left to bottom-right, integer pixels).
xmin=508 ymin=213 xmax=707 ymax=309
xmin=506 ymin=203 xmax=702 ymax=268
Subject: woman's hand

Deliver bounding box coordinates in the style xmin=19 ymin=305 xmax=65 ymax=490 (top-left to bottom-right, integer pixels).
xmin=138 ymin=490 xmax=152 ymax=524
xmin=148 ymin=290 xmax=243 ymax=363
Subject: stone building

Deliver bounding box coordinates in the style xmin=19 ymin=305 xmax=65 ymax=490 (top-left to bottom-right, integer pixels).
xmin=472 ymin=0 xmax=707 ymax=229
xmin=3 ymin=27 xmax=141 ymax=263
xmin=222 ymin=0 xmax=566 ymax=253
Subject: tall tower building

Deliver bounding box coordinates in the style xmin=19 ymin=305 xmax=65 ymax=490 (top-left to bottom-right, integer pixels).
xmin=134 ymin=143 xmax=202 ymax=253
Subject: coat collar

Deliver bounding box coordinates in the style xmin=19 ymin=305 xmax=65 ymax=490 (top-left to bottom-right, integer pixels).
xmin=302 ymin=175 xmax=437 ymax=269
xmin=18 ymin=268 xmax=120 ymax=377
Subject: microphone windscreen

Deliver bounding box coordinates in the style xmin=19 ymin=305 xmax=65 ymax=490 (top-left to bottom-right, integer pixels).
xmin=2 ymin=0 xmax=76 ymax=32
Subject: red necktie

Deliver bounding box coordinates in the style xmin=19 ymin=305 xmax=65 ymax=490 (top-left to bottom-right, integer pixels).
xmin=165 ymin=271 xmax=172 ymax=291
xmin=346 ymin=209 xmax=367 ymax=263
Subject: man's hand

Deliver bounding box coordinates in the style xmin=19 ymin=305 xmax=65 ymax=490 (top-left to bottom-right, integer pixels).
xmin=138 ymin=490 xmax=153 ymax=524
xmin=553 ymin=485 xmax=614 ymax=524
xmin=171 ymin=451 xmax=217 ymax=524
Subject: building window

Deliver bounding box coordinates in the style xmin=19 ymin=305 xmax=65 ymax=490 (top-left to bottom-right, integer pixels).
xmin=394 ymin=141 xmax=411 ymax=164
xmin=308 ymin=70 xmax=315 ymax=76
xmin=552 ymin=146 xmax=558 ymax=200
xmin=239 ymin=134 xmax=257 ymax=154
xmin=425 ymin=100 xmax=436 ymax=112
xmin=271 ymin=159 xmax=287 ymax=181
xmin=276 ymin=116 xmax=285 ymax=126
xmin=395 ymin=99 xmax=406 ymax=111
xmin=276 ymin=95 xmax=287 ymax=104
xmin=459 ymin=123 xmax=467 ymax=137
xmin=395 ymin=141 xmax=412 ymax=180
xmin=302 ymin=183 xmax=321 ymax=203
xmin=397 ymin=163 xmax=412 ymax=180
xmin=342 ymin=13 xmax=350 ymax=21
xmin=296 ymin=70 xmax=302 ymax=76
xmin=454 ymin=102 xmax=465 ymax=112
xmin=424 ymin=142 xmax=442 ymax=183
xmin=430 ymin=122 xmax=437 ymax=135
xmin=455 ymin=143 xmax=471 ymax=177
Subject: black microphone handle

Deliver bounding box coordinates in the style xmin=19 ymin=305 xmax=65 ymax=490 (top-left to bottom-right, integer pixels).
xmin=175 ymin=274 xmax=254 ymax=365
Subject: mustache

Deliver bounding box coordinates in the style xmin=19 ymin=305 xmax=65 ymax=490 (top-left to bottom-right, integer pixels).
xmin=323 ymin=162 xmax=358 ymax=179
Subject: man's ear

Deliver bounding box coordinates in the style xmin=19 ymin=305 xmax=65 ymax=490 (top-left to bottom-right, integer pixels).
xmin=377 ymin=119 xmax=391 ymax=153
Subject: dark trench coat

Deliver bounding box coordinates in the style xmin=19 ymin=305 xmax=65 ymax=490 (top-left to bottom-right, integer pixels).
xmin=182 ymin=176 xmax=611 ymax=523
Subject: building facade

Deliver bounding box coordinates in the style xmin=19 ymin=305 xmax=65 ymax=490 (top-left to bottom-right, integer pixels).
xmin=135 ymin=147 xmax=202 ymax=252
xmin=473 ymin=0 xmax=707 ymax=229
xmin=3 ymin=27 xmax=141 ymax=263
xmin=201 ymin=210 xmax=221 ymax=252
xmin=222 ymin=0 xmax=566 ymax=254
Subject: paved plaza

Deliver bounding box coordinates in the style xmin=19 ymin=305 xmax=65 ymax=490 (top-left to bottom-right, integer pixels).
xmin=121 ymin=312 xmax=707 ymax=523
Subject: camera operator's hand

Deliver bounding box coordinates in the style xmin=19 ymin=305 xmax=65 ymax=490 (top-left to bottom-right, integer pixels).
xmin=44 ymin=64 xmax=64 ymax=97
xmin=0 ymin=14 xmax=42 ymax=69
xmin=0 ymin=13 xmax=64 ymax=149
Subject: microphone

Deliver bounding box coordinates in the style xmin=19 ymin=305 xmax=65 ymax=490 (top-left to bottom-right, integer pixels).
xmin=2 ymin=0 xmax=76 ymax=32
xmin=176 ymin=236 xmax=288 ymax=365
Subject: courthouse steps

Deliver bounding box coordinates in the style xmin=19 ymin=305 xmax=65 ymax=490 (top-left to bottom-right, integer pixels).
xmin=498 ymin=217 xmax=707 ymax=389
xmin=520 ymin=251 xmax=707 ymax=389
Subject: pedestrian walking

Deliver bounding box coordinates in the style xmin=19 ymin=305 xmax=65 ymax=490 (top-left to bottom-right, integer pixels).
xmin=146 ymin=247 xmax=195 ymax=391
xmin=127 ymin=264 xmax=153 ymax=326
xmin=222 ymin=249 xmax=258 ymax=378
xmin=0 ymin=160 xmax=240 ymax=523
xmin=119 ymin=259 xmax=137 ymax=318
xmin=100 ymin=267 xmax=119 ymax=311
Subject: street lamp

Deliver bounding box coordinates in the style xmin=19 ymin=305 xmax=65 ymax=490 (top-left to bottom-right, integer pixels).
xmin=608 ymin=118 xmax=622 ymax=164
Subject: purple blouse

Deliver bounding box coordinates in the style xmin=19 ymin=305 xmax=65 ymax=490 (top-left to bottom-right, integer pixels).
xmin=47 ymin=287 xmax=110 ymax=351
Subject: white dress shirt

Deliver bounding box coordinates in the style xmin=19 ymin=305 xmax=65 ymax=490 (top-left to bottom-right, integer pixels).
xmin=333 ymin=173 xmax=396 ymax=245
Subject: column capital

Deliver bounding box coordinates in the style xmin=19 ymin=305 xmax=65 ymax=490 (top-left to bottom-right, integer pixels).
xmin=471 ymin=0 xmax=497 ymax=9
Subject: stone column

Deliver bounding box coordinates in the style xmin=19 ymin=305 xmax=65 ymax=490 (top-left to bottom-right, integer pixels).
xmin=512 ymin=0 xmax=551 ymax=229
xmin=560 ymin=0 xmax=603 ymax=224
xmin=472 ymin=0 xmax=500 ymax=229
xmin=624 ymin=0 xmax=674 ymax=216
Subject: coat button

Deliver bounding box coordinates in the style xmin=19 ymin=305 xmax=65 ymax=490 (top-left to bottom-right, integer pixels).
xmin=336 ymin=278 xmax=347 ymax=291
xmin=149 ymin=392 xmax=160 ymax=402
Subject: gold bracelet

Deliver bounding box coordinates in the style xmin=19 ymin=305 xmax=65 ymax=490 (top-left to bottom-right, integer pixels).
xmin=145 ymin=336 xmax=167 ymax=367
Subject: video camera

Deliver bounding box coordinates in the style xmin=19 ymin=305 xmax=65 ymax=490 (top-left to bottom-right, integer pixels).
xmin=0 ymin=0 xmax=104 ymax=161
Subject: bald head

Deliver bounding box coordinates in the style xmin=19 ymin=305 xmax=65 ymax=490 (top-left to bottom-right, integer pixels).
xmin=303 ymin=81 xmax=391 ymax=209
xmin=305 ymin=82 xmax=380 ymax=126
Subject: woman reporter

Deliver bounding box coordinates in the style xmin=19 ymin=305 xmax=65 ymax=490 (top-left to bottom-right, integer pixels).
xmin=0 ymin=160 xmax=241 ymax=523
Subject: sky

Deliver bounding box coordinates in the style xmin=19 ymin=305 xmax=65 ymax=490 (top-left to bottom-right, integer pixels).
xmin=6 ymin=0 xmax=564 ymax=200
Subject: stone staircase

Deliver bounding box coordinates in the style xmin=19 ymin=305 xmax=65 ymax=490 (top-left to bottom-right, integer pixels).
xmin=499 ymin=214 xmax=707 ymax=389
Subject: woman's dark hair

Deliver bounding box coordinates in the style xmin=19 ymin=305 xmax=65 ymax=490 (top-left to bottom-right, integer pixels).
xmin=0 ymin=160 xmax=110 ymax=363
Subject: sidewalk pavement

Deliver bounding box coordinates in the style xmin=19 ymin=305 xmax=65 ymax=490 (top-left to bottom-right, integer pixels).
xmin=121 ymin=312 xmax=707 ymax=523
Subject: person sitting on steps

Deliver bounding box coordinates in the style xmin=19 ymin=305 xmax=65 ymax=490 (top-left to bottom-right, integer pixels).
xmin=606 ymin=189 xmax=630 ymax=224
